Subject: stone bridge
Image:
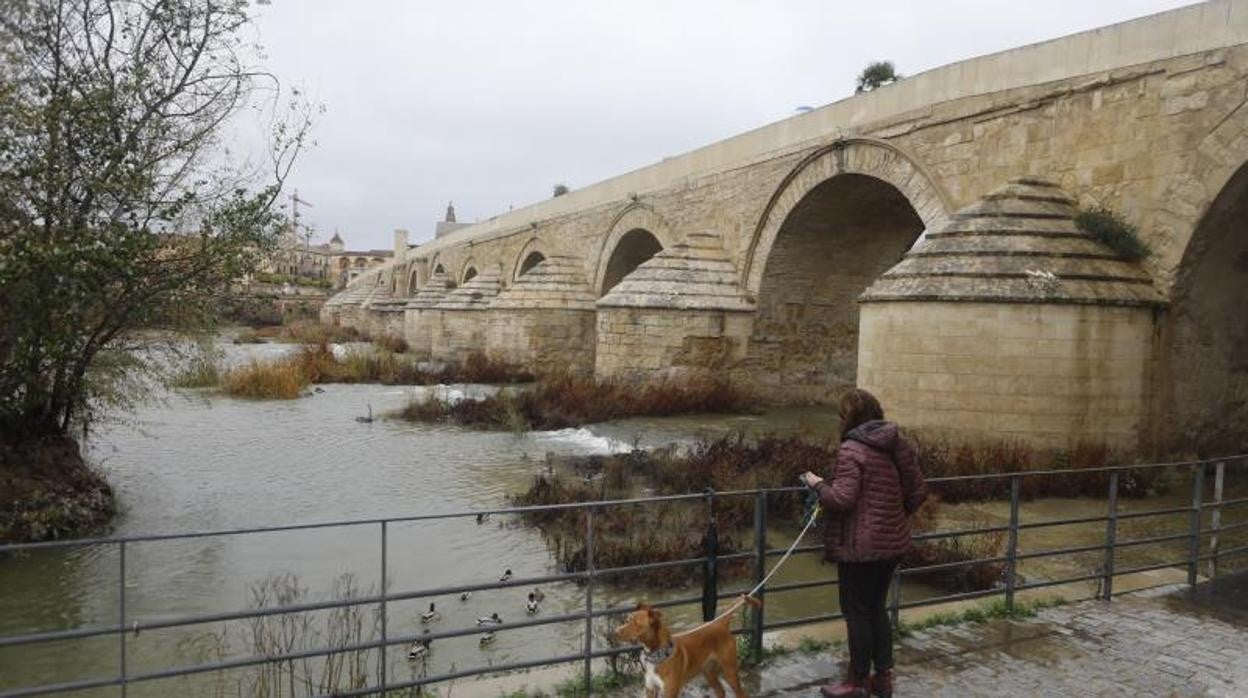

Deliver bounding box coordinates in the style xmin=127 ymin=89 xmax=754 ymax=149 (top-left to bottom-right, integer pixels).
xmin=324 ymin=0 xmax=1248 ymax=456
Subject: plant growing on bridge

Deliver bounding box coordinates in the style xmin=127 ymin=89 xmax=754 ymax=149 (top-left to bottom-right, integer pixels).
xmin=855 ymin=61 xmax=902 ymax=93
xmin=552 ymin=183 xmax=571 ymax=197
xmin=1074 ymin=206 xmax=1152 ymax=261
xmin=0 ymin=0 xmax=316 ymax=441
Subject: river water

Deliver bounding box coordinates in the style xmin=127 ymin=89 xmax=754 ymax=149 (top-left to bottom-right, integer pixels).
xmin=4 ymin=340 xmax=1241 ymax=696
xmin=0 ymin=341 xmax=856 ymax=696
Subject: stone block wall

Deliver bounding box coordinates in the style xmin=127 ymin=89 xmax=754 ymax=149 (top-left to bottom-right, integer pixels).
xmin=595 ymin=308 xmax=752 ymax=380
xmin=404 ymin=308 xmax=436 ymax=359
xmin=430 ymin=309 xmax=488 ymax=362
xmin=485 ymin=308 xmax=596 ymax=376
xmin=858 ymin=301 xmax=1158 ymax=450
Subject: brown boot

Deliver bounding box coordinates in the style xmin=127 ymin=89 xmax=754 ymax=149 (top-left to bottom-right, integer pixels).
xmin=870 ymin=669 xmax=894 ymax=697
xmin=820 ymin=671 xmax=868 ymax=698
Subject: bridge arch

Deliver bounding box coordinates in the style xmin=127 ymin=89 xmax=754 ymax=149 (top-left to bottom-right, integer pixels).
xmin=514 ymin=238 xmax=548 ymax=281
xmin=407 ymin=266 xmax=421 ymax=296
xmin=740 ymin=139 xmax=949 ymax=401
xmin=744 ymin=138 xmax=950 ymax=294
xmin=595 ymin=204 xmax=674 ymax=296
xmin=1160 ymin=157 xmax=1248 ymax=456
xmin=460 ymin=258 xmax=479 ymax=284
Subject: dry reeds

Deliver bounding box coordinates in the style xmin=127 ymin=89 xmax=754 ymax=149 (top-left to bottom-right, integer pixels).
xmin=397 ymin=374 xmax=754 ymax=430
xmin=221 ymin=359 xmax=308 ymax=399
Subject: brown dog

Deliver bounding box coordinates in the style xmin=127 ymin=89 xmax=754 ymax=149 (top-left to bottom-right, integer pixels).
xmin=614 ymin=597 xmax=761 ymax=698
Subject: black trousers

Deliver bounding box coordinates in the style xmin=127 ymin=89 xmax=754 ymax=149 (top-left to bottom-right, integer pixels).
xmin=837 ymin=559 xmax=897 ymax=678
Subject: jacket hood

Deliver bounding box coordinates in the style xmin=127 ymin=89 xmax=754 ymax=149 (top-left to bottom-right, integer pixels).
xmin=845 ymin=420 xmax=899 ymax=452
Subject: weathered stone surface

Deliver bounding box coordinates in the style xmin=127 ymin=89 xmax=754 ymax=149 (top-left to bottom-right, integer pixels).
xmin=486 ymin=256 xmax=597 ymax=374
xmin=324 ymin=2 xmax=1248 ymax=452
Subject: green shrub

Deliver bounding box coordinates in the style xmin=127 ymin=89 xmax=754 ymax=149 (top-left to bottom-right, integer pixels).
xmin=1074 ymin=206 xmax=1151 ymax=261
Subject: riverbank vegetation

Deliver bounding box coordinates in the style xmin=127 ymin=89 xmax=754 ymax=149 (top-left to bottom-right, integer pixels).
xmin=508 ymin=431 xmax=1165 ymax=592
xmin=0 ymin=436 xmax=115 ymax=545
xmin=0 ymin=1 xmax=314 ymax=541
xmin=397 ymin=374 xmax=755 ymax=430
xmin=175 ymin=343 xmax=535 ymax=400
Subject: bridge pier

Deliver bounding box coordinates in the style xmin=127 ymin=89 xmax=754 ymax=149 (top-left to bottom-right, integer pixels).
xmin=485 ymin=255 xmax=598 ymax=376
xmin=594 ymin=233 xmax=754 ymax=381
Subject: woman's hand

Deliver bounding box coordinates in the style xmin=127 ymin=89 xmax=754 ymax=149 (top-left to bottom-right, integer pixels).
xmin=800 ymin=471 xmax=824 ymax=489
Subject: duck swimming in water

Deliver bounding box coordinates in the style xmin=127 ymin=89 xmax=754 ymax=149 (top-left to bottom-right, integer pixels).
xmin=526 ymin=593 xmax=539 ymax=615
xmin=476 ymin=612 xmax=503 ymax=626
xmin=478 ymin=632 xmax=496 ymax=647
xmin=407 ymin=631 xmax=431 ymax=660
xmin=354 ymin=404 xmax=374 ymax=424
xmin=460 ymin=591 xmax=471 ymax=601
xmin=499 ymin=568 xmax=512 ymax=582
xmin=420 ymin=602 xmax=440 ymax=624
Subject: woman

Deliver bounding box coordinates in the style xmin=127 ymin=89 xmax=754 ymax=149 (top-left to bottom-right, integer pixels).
xmin=800 ymin=388 xmax=926 ymax=698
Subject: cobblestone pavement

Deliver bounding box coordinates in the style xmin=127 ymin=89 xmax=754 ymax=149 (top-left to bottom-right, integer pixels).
xmin=745 ymin=585 xmax=1248 ymax=697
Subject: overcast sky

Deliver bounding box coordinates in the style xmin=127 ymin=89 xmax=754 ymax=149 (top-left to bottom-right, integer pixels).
xmin=244 ymin=0 xmax=1195 ymax=251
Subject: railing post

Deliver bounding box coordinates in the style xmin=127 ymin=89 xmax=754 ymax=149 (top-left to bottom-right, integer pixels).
xmin=584 ymin=508 xmax=595 ymax=694
xmin=1004 ymin=475 xmax=1021 ymax=612
xmin=380 ymin=520 xmax=388 ymax=693
xmin=119 ymin=539 xmax=127 ymax=698
xmin=1102 ymin=472 xmax=1119 ymax=601
xmin=1188 ymin=463 xmax=1206 ymax=592
xmin=1209 ymin=461 xmax=1225 ymax=581
xmin=750 ymin=491 xmax=767 ymax=660
xmin=702 ymin=489 xmax=718 ymax=622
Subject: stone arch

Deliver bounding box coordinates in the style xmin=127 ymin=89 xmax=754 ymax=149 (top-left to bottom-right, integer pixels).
xmin=1159 ymin=157 xmax=1248 ymax=456
xmin=460 ymin=258 xmax=479 ymax=284
xmin=407 ymin=266 xmax=421 ymax=296
xmin=593 ymin=204 xmax=674 ymax=295
xmin=354 ymin=257 xmax=367 ymax=268
xmin=513 ymin=238 xmax=548 ymax=280
xmin=743 ymin=138 xmax=951 ymax=295
xmin=739 ymin=139 xmax=947 ymax=402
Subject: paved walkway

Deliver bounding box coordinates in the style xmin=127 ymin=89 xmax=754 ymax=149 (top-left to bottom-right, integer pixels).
xmin=747 ymin=585 xmax=1248 ymax=697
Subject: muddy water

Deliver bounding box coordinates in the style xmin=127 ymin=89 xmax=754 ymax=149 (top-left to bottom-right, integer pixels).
xmin=1 ymin=339 xmax=1243 ymax=696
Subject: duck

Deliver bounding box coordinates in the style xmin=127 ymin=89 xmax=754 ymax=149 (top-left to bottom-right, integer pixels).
xmin=499 ymin=568 xmax=513 ymax=582
xmin=526 ymin=593 xmax=539 ymax=615
xmin=313 ymin=386 xmax=325 ymax=394
xmin=531 ymin=587 xmax=545 ymax=603
xmin=475 ymin=513 xmax=491 ymax=525
xmin=407 ymin=631 xmax=431 ymax=660
xmin=420 ymin=602 xmax=440 ymax=624
xmin=478 ymin=632 xmax=496 ymax=647
xmin=476 ymin=612 xmax=503 ymax=626
xmin=460 ymin=591 xmax=471 ymax=602
xmin=354 ymin=404 xmax=374 ymax=424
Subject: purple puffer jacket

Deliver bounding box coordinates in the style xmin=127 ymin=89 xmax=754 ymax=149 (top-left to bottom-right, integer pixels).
xmin=814 ymin=420 xmax=926 ymax=562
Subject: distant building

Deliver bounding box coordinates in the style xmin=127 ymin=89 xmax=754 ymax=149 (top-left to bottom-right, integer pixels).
xmin=263 ymin=227 xmax=394 ymax=289
xmin=435 ymin=201 xmax=470 ymax=239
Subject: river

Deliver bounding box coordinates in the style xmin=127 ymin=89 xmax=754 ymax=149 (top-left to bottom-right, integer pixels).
xmin=0 ymin=340 xmax=856 ymax=696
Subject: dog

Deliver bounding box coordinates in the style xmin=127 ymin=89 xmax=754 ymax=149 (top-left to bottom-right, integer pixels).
xmin=614 ymin=596 xmax=761 ymax=698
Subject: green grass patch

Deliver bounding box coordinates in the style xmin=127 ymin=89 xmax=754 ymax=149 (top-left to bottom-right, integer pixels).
xmin=895 ymin=596 xmax=1067 ymax=638
xmin=1074 ymin=206 xmax=1151 ymax=261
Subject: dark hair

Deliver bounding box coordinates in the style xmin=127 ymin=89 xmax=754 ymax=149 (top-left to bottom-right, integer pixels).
xmin=839 ymin=388 xmax=884 ymax=439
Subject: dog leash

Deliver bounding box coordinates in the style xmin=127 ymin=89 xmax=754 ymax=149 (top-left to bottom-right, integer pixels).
xmin=670 ymin=501 xmax=822 ymax=638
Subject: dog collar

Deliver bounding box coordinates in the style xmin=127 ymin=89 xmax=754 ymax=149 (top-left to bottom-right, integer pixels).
xmin=642 ymin=644 xmax=673 ymax=665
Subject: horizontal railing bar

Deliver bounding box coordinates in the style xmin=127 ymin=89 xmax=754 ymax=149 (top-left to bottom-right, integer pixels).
xmin=898 ymin=586 xmax=1002 ymax=610
xmin=1114 ymin=505 xmax=1194 ymax=522
xmin=766 ymin=543 xmax=823 ymax=558
xmin=1111 ymin=531 xmax=1192 ymax=549
xmin=1016 ymin=542 xmax=1107 ymax=561
xmin=1211 ymin=520 xmax=1248 ymax=534
xmin=1111 ymin=559 xmax=1186 ymax=577
xmin=913 ymin=524 xmax=1013 ymax=542
xmin=1206 ymin=542 xmax=1248 ymax=559
xmin=4 ymin=456 xmax=1241 ymax=555
xmin=763 ymin=610 xmax=846 ymax=630
xmin=385 ymin=570 xmax=586 ymax=603
xmin=901 ymin=556 xmax=1010 ymax=576
xmin=1014 ymin=572 xmax=1104 ymax=592
xmin=0 ymin=622 xmax=123 ymax=649
xmin=340 ymin=651 xmax=590 ymax=695
xmin=1212 ymin=495 xmax=1248 ymax=508
xmin=760 ymin=577 xmax=840 ymax=594
xmin=1016 ymin=514 xmax=1109 ymax=530
xmin=0 ymin=675 xmax=121 ymax=698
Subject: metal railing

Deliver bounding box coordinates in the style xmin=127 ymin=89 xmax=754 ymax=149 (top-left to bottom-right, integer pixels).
xmin=1 ymin=455 xmax=1246 ymax=697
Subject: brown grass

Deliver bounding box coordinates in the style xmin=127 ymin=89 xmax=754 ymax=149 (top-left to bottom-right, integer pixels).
xmin=396 ymin=373 xmax=754 ymax=430
xmin=221 ymin=359 xmax=308 ymax=399
xmin=907 ymin=431 xmax=1170 ymax=502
